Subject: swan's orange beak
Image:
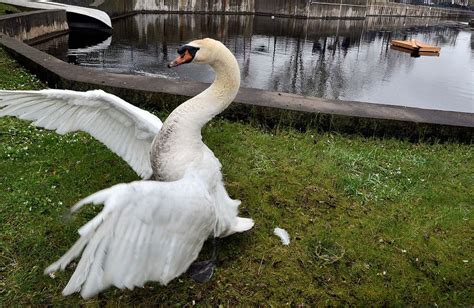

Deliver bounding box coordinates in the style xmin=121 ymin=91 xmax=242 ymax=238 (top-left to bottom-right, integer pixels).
xmin=168 ymin=50 xmax=193 ymax=68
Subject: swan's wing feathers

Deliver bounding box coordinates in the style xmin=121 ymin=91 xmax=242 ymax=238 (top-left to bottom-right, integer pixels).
xmin=0 ymin=89 xmax=163 ymax=179
xmin=46 ymin=178 xmax=215 ymax=299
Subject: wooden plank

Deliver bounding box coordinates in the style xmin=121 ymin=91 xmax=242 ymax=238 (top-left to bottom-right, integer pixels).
xmin=390 ymin=45 xmax=416 ymax=55
xmin=391 ymin=39 xmax=441 ymax=54
xmin=391 ymin=39 xmax=418 ymax=51
xmin=414 ymin=40 xmax=441 ymax=53
xmin=418 ymin=51 xmax=440 ymax=57
xmin=418 ymin=47 xmax=441 ymax=52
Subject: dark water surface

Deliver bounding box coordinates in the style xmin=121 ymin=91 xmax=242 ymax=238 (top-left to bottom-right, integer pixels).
xmin=35 ymin=14 xmax=474 ymax=113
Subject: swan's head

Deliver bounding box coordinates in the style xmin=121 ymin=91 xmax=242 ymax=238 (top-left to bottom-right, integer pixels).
xmin=168 ymin=38 xmax=224 ymax=68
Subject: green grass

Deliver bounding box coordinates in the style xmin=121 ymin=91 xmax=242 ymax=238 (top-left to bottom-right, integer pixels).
xmin=0 ymin=47 xmax=473 ymax=306
xmin=0 ymin=4 xmax=20 ymax=15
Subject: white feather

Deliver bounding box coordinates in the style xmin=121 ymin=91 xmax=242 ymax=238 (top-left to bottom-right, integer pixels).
xmin=0 ymin=89 xmax=162 ymax=179
xmin=45 ymin=174 xmax=216 ymax=299
xmin=274 ymin=227 xmax=290 ymax=246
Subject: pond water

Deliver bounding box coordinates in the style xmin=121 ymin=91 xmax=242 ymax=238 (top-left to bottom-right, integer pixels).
xmin=35 ymin=14 xmax=474 ymax=113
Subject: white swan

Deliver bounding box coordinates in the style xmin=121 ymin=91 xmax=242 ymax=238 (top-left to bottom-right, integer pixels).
xmin=0 ymin=38 xmax=254 ymax=298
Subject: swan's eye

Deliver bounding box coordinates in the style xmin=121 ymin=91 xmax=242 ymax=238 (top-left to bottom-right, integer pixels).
xmin=177 ymin=46 xmax=200 ymax=58
xmin=169 ymin=46 xmax=200 ymax=68
xmin=168 ymin=46 xmax=201 ymax=68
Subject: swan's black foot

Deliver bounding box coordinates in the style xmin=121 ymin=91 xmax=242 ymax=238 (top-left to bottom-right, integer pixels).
xmin=187 ymin=259 xmax=215 ymax=283
xmin=188 ymin=237 xmax=219 ymax=283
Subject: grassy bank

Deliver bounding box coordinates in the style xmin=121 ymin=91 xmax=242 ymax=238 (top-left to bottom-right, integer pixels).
xmin=0 ymin=4 xmax=20 ymax=15
xmin=0 ymin=47 xmax=473 ymax=306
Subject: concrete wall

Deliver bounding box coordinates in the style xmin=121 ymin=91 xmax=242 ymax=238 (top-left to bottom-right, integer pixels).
xmin=132 ymin=0 xmax=473 ymax=18
xmin=96 ymin=1 xmax=136 ymax=17
xmin=134 ymin=0 xmax=256 ymax=13
xmin=309 ymin=3 xmax=367 ymax=19
xmin=50 ymin=0 xmax=474 ymax=19
xmin=255 ymin=0 xmax=366 ymax=19
xmin=363 ymin=15 xmax=442 ymax=29
xmin=366 ymin=3 xmax=470 ymax=17
xmin=54 ymin=0 xmax=135 ymax=17
xmin=134 ymin=0 xmax=368 ymax=18
xmin=0 ymin=10 xmax=68 ymax=42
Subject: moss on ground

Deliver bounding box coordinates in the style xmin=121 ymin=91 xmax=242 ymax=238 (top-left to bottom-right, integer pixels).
xmin=0 ymin=4 xmax=20 ymax=15
xmin=0 ymin=47 xmax=473 ymax=306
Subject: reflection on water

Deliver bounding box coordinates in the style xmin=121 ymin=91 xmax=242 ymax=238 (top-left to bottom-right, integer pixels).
xmin=35 ymin=15 xmax=473 ymax=113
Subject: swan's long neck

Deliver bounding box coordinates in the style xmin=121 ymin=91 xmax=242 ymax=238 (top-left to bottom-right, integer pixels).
xmin=162 ymin=47 xmax=239 ymax=135
xmin=151 ymin=45 xmax=240 ymax=180
xmin=179 ymin=51 xmax=240 ymax=128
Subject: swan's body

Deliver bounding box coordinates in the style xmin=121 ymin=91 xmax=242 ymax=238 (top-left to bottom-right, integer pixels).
xmin=0 ymin=38 xmax=254 ymax=298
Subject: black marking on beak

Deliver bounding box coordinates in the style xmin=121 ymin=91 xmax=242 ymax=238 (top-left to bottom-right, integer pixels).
xmin=178 ymin=45 xmax=200 ymax=57
xmin=168 ymin=45 xmax=200 ymax=68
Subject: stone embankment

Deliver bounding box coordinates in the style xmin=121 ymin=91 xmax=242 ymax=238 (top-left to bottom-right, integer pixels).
xmin=50 ymin=0 xmax=474 ymax=19
xmin=0 ymin=10 xmax=68 ymax=43
xmin=366 ymin=3 xmax=470 ymax=18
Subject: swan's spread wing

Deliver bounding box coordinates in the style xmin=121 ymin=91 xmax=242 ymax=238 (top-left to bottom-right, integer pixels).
xmin=0 ymin=89 xmax=162 ymax=179
xmin=45 ymin=177 xmax=215 ymax=299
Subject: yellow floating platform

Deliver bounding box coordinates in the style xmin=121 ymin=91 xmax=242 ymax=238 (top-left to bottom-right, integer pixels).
xmin=391 ymin=39 xmax=441 ymax=55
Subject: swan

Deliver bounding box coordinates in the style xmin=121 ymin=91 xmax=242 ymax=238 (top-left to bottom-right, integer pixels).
xmin=0 ymin=38 xmax=254 ymax=298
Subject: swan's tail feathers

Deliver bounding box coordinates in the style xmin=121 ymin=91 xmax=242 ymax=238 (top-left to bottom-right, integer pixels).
xmin=212 ymin=183 xmax=254 ymax=237
xmin=0 ymin=89 xmax=162 ymax=179
xmin=232 ymin=217 xmax=255 ymax=233
xmin=44 ymin=178 xmax=215 ymax=299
